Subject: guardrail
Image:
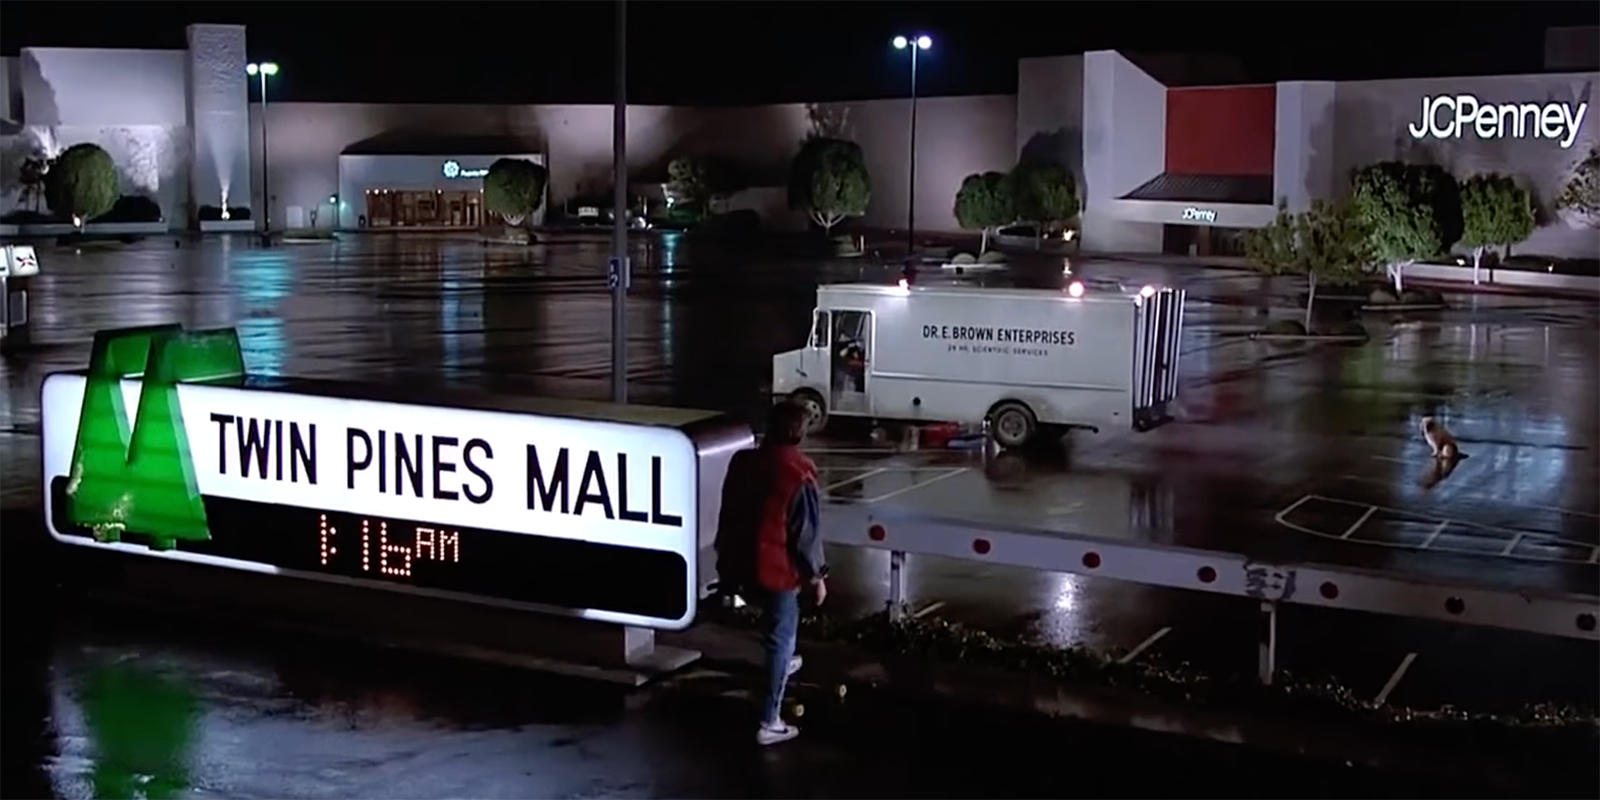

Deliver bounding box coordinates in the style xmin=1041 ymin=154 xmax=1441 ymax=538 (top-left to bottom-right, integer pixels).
xmin=820 ymin=498 xmax=1600 ymax=687
xmin=1406 ymin=261 xmax=1600 ymax=295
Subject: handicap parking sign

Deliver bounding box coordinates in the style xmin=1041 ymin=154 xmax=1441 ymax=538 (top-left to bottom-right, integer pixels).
xmin=2 ymin=245 xmax=39 ymax=277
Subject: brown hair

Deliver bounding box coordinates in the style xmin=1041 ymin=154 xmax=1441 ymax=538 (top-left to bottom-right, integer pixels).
xmin=764 ymin=401 xmax=807 ymax=447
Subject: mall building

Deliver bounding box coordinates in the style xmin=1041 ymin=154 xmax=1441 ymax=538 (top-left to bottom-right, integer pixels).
xmin=1 ymin=23 xmax=1595 ymax=258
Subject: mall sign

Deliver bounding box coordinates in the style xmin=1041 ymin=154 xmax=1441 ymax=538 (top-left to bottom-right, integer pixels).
xmin=1408 ymin=94 xmax=1589 ymax=149
xmin=442 ymin=160 xmax=489 ymax=179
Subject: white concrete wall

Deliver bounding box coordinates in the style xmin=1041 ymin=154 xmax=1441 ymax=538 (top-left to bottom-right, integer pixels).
xmin=335 ymin=153 xmax=547 ymax=229
xmin=186 ymin=24 xmax=251 ymax=223
xmin=0 ymin=57 xmax=19 ymax=123
xmin=20 ymin=47 xmax=187 ymax=126
xmin=1272 ymin=81 xmax=1337 ymax=213
xmin=1081 ymin=50 xmax=1167 ymax=252
xmin=10 ymin=47 xmax=192 ymax=227
xmin=1015 ymin=54 xmax=1084 ymax=211
xmin=248 ymin=96 xmax=1017 ymax=237
xmin=1330 ymin=72 xmax=1600 ymax=259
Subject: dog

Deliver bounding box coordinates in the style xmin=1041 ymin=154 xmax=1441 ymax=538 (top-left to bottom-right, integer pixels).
xmin=1419 ymin=416 xmax=1466 ymax=461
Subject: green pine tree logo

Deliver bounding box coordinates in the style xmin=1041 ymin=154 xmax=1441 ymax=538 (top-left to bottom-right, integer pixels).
xmin=66 ymin=324 xmax=245 ymax=551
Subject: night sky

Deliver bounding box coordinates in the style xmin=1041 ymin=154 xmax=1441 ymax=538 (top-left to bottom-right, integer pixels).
xmin=2 ymin=2 xmax=1595 ymax=105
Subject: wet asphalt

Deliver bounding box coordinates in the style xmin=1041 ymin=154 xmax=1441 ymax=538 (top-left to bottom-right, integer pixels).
xmin=1 ymin=231 xmax=1596 ymax=796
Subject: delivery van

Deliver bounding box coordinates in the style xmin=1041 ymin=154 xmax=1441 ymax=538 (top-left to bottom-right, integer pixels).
xmin=772 ymin=280 xmax=1185 ymax=448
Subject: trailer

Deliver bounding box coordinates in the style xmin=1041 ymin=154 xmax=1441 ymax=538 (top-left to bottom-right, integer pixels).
xmin=772 ymin=281 xmax=1185 ymax=448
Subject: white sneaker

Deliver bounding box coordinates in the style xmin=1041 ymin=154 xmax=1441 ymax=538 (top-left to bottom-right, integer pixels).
xmin=787 ymin=655 xmax=803 ymax=677
xmin=757 ymin=720 xmax=800 ymax=746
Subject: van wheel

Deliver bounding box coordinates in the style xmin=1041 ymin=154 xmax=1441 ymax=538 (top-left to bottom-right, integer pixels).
xmin=792 ymin=390 xmax=828 ymax=434
xmin=987 ymin=402 xmax=1037 ymax=449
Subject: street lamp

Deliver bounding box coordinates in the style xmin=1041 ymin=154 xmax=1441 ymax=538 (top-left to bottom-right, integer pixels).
xmin=891 ymin=34 xmax=931 ymax=258
xmin=247 ymin=61 xmax=279 ymax=243
xmin=610 ymin=0 xmax=629 ymax=404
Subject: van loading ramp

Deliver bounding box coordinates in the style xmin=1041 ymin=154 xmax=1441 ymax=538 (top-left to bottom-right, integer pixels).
xmin=803 ymin=424 xmax=1600 ymax=603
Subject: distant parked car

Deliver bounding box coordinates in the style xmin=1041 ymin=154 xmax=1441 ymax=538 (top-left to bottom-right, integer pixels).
xmin=564 ymin=195 xmax=649 ymax=229
xmin=992 ymin=223 xmax=1079 ymax=253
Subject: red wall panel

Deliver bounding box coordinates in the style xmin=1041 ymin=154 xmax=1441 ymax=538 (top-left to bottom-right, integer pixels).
xmin=1164 ymin=86 xmax=1277 ymax=177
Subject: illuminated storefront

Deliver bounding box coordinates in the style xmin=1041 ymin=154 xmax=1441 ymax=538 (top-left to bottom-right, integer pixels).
xmin=335 ymin=152 xmax=546 ymax=230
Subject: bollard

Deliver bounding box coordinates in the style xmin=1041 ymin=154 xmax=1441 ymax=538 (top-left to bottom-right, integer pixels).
xmin=887 ymin=550 xmax=907 ymax=623
xmin=1257 ymin=600 xmax=1278 ymax=686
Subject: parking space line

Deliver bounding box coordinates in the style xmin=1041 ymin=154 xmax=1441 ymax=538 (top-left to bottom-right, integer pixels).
xmin=1499 ymin=532 xmax=1524 ymax=556
xmin=1340 ymin=473 xmax=1600 ymax=520
xmin=1271 ymin=495 xmax=1314 ymax=526
xmin=823 ymin=467 xmax=889 ymax=492
xmin=912 ymin=601 xmax=945 ymax=619
xmin=861 ymin=468 xmax=968 ymax=505
xmin=1420 ymin=520 xmax=1449 ymax=549
xmin=1275 ymin=493 xmax=1592 ymax=564
xmin=1373 ymin=652 xmax=1418 ymax=706
xmin=1589 ymin=546 xmax=1599 ymax=564
xmin=1341 ymin=506 xmax=1379 ymax=539
xmin=1116 ymin=626 xmax=1172 ymax=665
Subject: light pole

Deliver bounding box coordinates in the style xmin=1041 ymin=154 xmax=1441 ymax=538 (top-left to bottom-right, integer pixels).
xmin=610 ymin=0 xmax=629 ymax=404
xmin=247 ymin=61 xmax=279 ymax=244
xmin=891 ymin=34 xmax=931 ymax=258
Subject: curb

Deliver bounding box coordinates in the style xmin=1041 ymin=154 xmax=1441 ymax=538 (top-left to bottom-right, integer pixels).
xmin=1360 ymin=303 xmax=1449 ymax=312
xmin=665 ymin=622 xmax=1592 ymax=794
xmin=1248 ymin=333 xmax=1369 ymax=343
xmin=1403 ymin=278 xmax=1600 ymax=300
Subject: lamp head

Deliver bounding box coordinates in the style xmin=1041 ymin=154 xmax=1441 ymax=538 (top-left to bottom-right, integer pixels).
xmin=892 ymin=35 xmax=908 ymax=50
xmin=916 ymin=35 xmax=932 ymax=50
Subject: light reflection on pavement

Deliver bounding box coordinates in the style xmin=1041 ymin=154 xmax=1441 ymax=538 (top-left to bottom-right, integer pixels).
xmin=1 ymin=232 xmax=1594 ymax=721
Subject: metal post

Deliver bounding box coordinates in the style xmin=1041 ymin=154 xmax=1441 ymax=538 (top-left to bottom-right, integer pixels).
xmin=1257 ymin=600 xmax=1277 ymax=686
xmin=888 ymin=550 xmax=906 ymax=622
xmin=609 ymin=0 xmax=629 ymax=405
xmin=905 ymin=47 xmax=919 ymax=257
xmin=260 ymin=70 xmax=271 ymax=244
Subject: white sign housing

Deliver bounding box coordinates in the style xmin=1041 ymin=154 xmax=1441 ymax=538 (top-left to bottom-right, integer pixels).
xmin=42 ymin=376 xmax=749 ymax=629
xmin=1408 ymin=94 xmax=1589 ymax=149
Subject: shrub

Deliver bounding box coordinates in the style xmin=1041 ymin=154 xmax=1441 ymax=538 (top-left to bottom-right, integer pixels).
xmin=1368 ymin=287 xmax=1399 ymax=305
xmin=702 ymin=209 xmax=762 ymax=236
xmin=198 ymin=205 xmax=252 ymax=221
xmin=0 ymin=209 xmax=65 ymax=225
xmin=484 ymin=158 xmax=548 ymax=226
xmin=1262 ymin=319 xmax=1308 ymax=336
xmin=949 ymin=252 xmax=977 ymax=265
xmin=977 ymin=250 xmax=1008 ymax=264
xmin=92 ymin=195 xmax=163 ymax=224
xmin=44 ymin=143 xmax=119 ymax=221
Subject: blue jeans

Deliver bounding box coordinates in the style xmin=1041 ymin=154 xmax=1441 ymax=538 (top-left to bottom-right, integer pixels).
xmin=758 ymin=588 xmax=801 ymax=725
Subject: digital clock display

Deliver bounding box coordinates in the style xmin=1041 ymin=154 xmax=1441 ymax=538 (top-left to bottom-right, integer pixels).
xmin=50 ymin=478 xmax=689 ymax=621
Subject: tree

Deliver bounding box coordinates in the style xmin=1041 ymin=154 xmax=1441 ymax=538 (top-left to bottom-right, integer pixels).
xmin=1244 ymin=198 xmax=1371 ymax=332
xmin=953 ymin=172 xmax=1014 ymax=253
xmin=1459 ymin=173 xmax=1535 ymax=284
xmin=44 ymin=143 xmax=117 ymax=224
xmin=667 ymin=156 xmax=710 ymax=218
xmin=787 ymin=137 xmax=871 ymax=235
xmin=483 ymin=158 xmax=547 ymax=227
xmin=17 ymin=156 xmax=51 ymax=213
xmin=1008 ymin=162 xmax=1079 ymax=237
xmin=1555 ymin=148 xmax=1600 ymax=230
xmin=1350 ymin=161 xmax=1462 ymax=293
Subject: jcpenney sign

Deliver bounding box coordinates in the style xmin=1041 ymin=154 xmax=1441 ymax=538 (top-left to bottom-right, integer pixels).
xmin=1408 ymin=95 xmax=1589 ymax=149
